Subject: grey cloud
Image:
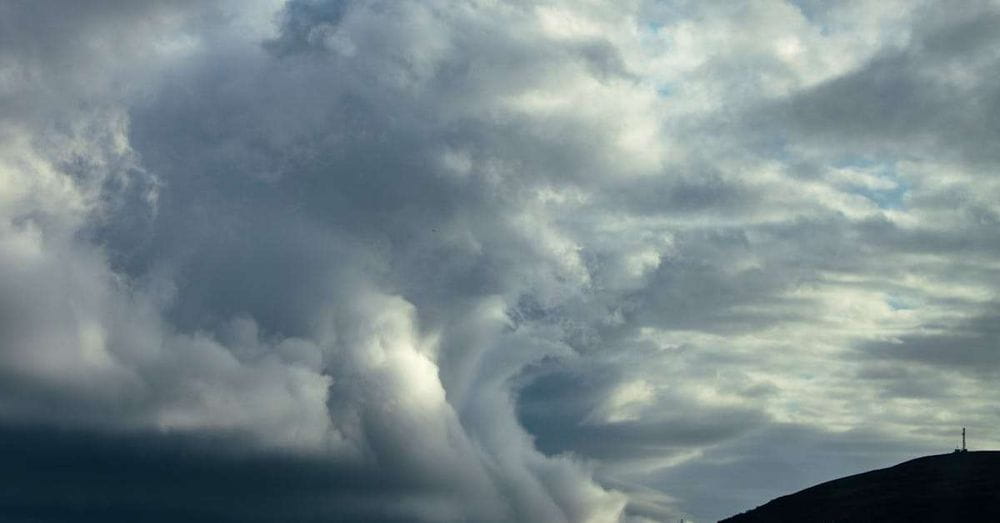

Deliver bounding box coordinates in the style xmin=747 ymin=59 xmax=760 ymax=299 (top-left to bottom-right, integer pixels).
xmin=5 ymin=0 xmax=1000 ymax=522
xmin=520 ymin=387 xmax=765 ymax=461
xmin=266 ymin=0 xmax=355 ymax=56
xmin=757 ymin=3 xmax=1000 ymax=167
xmin=857 ymin=304 xmax=1000 ymax=372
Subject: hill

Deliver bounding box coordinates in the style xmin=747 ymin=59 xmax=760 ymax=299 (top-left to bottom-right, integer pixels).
xmin=721 ymin=451 xmax=1000 ymax=522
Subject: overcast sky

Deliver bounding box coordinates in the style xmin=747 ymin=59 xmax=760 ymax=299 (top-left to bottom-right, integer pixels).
xmin=2 ymin=0 xmax=999 ymax=521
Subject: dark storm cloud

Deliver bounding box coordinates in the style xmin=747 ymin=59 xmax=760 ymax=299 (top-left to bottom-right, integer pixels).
xmin=0 ymin=422 xmax=442 ymax=523
xmin=2 ymin=0 xmax=635 ymax=520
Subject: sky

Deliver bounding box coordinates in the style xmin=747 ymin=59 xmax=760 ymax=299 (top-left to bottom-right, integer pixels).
xmin=1 ymin=0 xmax=999 ymax=521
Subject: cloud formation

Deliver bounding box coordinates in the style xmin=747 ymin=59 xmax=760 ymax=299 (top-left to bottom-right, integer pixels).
xmin=2 ymin=0 xmax=1000 ymax=521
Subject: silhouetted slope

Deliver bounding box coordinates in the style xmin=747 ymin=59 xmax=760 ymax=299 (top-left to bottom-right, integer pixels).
xmin=721 ymin=451 xmax=1000 ymax=522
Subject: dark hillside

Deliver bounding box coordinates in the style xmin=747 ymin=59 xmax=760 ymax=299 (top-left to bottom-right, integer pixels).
xmin=721 ymin=451 xmax=1000 ymax=522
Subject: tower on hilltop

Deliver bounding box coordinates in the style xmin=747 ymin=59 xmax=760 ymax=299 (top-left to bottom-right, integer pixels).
xmin=954 ymin=427 xmax=968 ymax=453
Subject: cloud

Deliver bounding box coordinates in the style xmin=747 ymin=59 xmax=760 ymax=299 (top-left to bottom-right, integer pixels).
xmin=3 ymin=0 xmax=1000 ymax=521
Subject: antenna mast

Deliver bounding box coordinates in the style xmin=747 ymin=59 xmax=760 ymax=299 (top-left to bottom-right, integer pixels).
xmin=963 ymin=427 xmax=966 ymax=452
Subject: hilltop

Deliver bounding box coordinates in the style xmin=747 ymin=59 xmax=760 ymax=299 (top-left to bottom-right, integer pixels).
xmin=721 ymin=451 xmax=1000 ymax=522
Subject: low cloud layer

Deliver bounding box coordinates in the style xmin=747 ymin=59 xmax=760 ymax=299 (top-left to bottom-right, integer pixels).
xmin=2 ymin=1 xmax=999 ymax=521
